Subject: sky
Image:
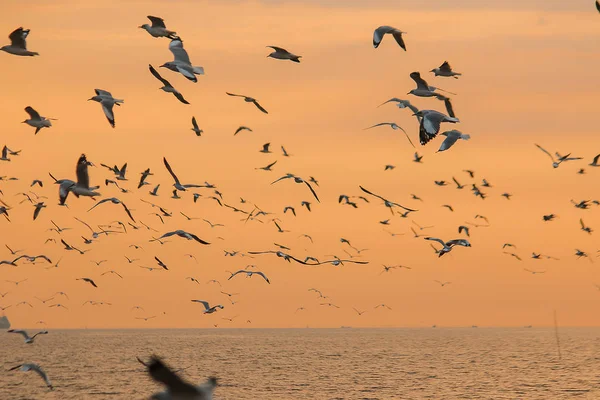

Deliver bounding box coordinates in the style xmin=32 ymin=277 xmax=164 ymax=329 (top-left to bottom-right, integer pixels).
xmin=0 ymin=0 xmax=599 ymax=329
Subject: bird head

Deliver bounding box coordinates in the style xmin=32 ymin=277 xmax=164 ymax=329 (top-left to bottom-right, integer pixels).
xmin=138 ymin=24 xmax=149 ymax=29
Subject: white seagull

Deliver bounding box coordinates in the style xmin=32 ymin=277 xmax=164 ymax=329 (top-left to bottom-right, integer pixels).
xmin=425 ymin=237 xmax=471 ymax=257
xmin=7 ymin=329 xmax=48 ymax=344
xmin=373 ymin=26 xmax=406 ymax=50
xmin=430 ymin=61 xmax=462 ymax=78
xmin=149 ymin=64 xmax=190 ymax=104
xmin=364 ymin=122 xmax=414 ymax=147
xmin=161 ymin=38 xmax=204 ymax=83
xmin=138 ymin=16 xmax=177 ymax=39
xmin=144 ymin=356 xmax=217 ymax=400
xmin=414 ymin=110 xmax=459 ymax=145
xmin=437 ymin=130 xmax=470 ymax=152
xmin=22 ymin=106 xmax=55 ymax=134
xmin=9 ymin=364 xmax=53 ymax=390
xmin=1 ymin=27 xmax=39 ymax=56
xmin=88 ymin=89 xmax=124 ymax=128
xmin=228 ymin=270 xmax=270 ymax=284
xmin=191 ymin=300 xmax=224 ymax=314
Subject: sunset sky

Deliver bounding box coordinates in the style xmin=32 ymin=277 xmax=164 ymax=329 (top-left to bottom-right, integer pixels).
xmin=0 ymin=0 xmax=599 ymax=329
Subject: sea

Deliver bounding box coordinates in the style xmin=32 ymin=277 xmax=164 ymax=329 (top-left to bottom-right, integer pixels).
xmin=2 ymin=328 xmax=599 ymax=399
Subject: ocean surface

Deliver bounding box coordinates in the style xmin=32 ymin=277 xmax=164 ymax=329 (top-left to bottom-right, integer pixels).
xmin=2 ymin=328 xmax=599 ymax=399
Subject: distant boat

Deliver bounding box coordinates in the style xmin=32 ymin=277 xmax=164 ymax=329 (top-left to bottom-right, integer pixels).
xmin=340 ymin=326 xmax=352 ymax=329
xmin=471 ymin=325 xmax=478 ymax=328
xmin=524 ymin=325 xmax=533 ymax=328
xmin=432 ymin=325 xmax=437 ymax=328
xmin=0 ymin=315 xmax=11 ymax=329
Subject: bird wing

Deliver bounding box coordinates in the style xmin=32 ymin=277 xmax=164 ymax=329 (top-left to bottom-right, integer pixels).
xmin=95 ymin=89 xmax=113 ymax=97
xmin=267 ymin=46 xmax=287 ymax=52
xmin=439 ymin=61 xmax=452 ymax=73
xmin=192 ymin=300 xmax=210 ymax=310
xmin=100 ymin=101 xmax=115 ymax=128
xmin=251 ymin=100 xmax=269 ymax=114
xmin=147 ymin=357 xmax=197 ymax=394
xmin=228 ymin=270 xmax=245 ymax=279
xmin=28 ymin=364 xmax=52 ymax=389
xmin=162 ymin=157 xmax=181 ymax=185
xmin=9 ymin=329 xmax=30 ymax=339
xmin=304 ymin=181 xmax=320 ymax=202
xmin=410 ymin=72 xmax=430 ymax=90
xmin=24 ymin=106 xmax=41 ymax=120
xmin=437 ymin=134 xmax=459 ymax=152
xmin=189 ymin=233 xmax=210 ymax=245
xmin=174 ymin=64 xmax=197 ymax=81
xmin=425 ymin=237 xmax=446 ymax=246
xmin=535 ymin=144 xmax=555 ymax=161
xmin=373 ymin=26 xmax=392 ymax=48
xmin=359 ymin=186 xmax=386 ymax=202
xmin=172 ymin=91 xmax=190 ymax=105
xmin=391 ymin=30 xmax=406 ymax=50
xmin=120 ymin=202 xmax=136 ymax=222
xmin=226 ymin=92 xmax=246 ymax=98
xmin=169 ymin=39 xmax=191 ymax=64
xmin=76 ymin=155 xmax=91 ymax=188
xmin=592 ymin=154 xmax=600 ymax=165
xmin=147 ymin=15 xmax=166 ymax=28
xmin=442 ymin=97 xmax=456 ymax=118
xmin=148 ymin=64 xmax=171 ymax=87
xmin=255 ymin=271 xmax=270 ymax=283
xmin=192 ymin=116 xmax=199 ymax=130
xmin=9 ymin=27 xmax=27 ymax=49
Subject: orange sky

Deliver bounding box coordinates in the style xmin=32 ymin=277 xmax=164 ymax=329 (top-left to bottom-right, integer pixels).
xmin=0 ymin=0 xmax=599 ymax=329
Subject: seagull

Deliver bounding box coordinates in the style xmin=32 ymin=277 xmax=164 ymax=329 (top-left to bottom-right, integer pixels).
xmin=77 ymin=277 xmax=98 ymax=288
xmin=256 ymin=160 xmax=277 ymax=171
xmin=138 ymin=16 xmax=177 ymax=39
xmin=143 ymin=356 xmax=217 ymax=400
xmin=234 ymin=126 xmax=253 ymax=136
xmin=372 ymin=26 xmax=406 ymax=50
xmin=155 ymin=256 xmax=169 ymax=270
xmin=266 ymin=46 xmax=301 ymax=62
xmin=364 ymin=122 xmax=414 ymax=147
xmin=161 ymin=37 xmax=204 ymax=82
xmin=149 ymin=64 xmax=190 ymax=104
xmin=414 ymin=110 xmax=460 ymax=145
xmin=163 ymin=157 xmax=205 ymax=191
xmin=22 ymin=107 xmax=55 ymax=134
xmin=88 ymin=89 xmax=124 ymax=128
xmin=228 ymin=270 xmax=270 ymax=284
xmin=88 ymin=198 xmax=135 ymax=222
xmin=580 ymin=218 xmax=593 ymax=234
xmin=9 ymin=364 xmax=53 ymax=390
xmin=101 ymin=270 xmax=123 ymax=278
xmin=430 ymin=61 xmax=462 ymax=78
xmin=1 ymin=27 xmax=39 ymax=56
xmin=425 ymin=237 xmax=471 ymax=257
xmin=8 ymin=329 xmax=48 ymax=344
xmin=524 ymin=268 xmax=546 ymax=275
xmin=226 ymin=92 xmax=268 ymax=114
xmin=136 ymin=316 xmax=156 ymax=321
xmin=191 ymin=117 xmax=203 ymax=136
xmin=157 ymin=230 xmax=210 ymax=244
xmin=191 ymin=300 xmax=224 ymax=314
xmin=589 ymin=154 xmax=600 ymax=167
xmin=408 ymin=72 xmax=454 ymax=99
xmin=359 ymin=186 xmax=417 ymax=213
xmin=437 ymin=130 xmax=470 ymax=152
xmin=575 ymin=249 xmax=593 ymax=263
xmin=33 ymin=202 xmax=46 ymax=220
xmin=271 ymin=174 xmax=320 ymax=202
xmin=434 ymin=280 xmax=452 ymax=287
xmin=413 ymin=152 xmax=423 ymax=163
xmin=535 ymin=144 xmax=582 ymax=168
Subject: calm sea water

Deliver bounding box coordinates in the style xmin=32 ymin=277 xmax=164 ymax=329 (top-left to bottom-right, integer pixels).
xmin=2 ymin=328 xmax=599 ymax=399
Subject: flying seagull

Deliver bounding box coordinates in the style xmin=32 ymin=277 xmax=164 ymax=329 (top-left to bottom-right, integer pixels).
xmin=148 ymin=64 xmax=190 ymax=104
xmin=191 ymin=300 xmax=224 ymax=314
xmin=408 ymin=72 xmax=454 ymax=99
xmin=234 ymin=126 xmax=253 ymax=136
xmin=535 ymin=144 xmax=582 ymax=168
xmin=88 ymin=197 xmax=135 ymax=222
xmin=266 ymin=46 xmax=301 ymax=62
xmin=7 ymin=329 xmax=48 ymax=344
xmin=77 ymin=277 xmax=98 ymax=288
xmin=364 ymin=122 xmax=414 ymax=147
xmin=163 ymin=157 xmax=204 ymax=191
xmin=138 ymin=16 xmax=177 ymax=39
xmin=9 ymin=364 xmax=52 ymax=390
xmin=430 ymin=61 xmax=462 ymax=78
xmin=359 ymin=186 xmax=417 ymax=213
xmin=143 ymin=355 xmax=217 ymax=399
xmin=372 ymin=26 xmax=406 ymax=50
xmin=161 ymin=37 xmax=204 ymax=82
xmin=226 ymin=92 xmax=268 ymax=114
xmin=425 ymin=237 xmax=471 ymax=257
xmin=271 ymin=173 xmax=320 ymax=202
xmin=22 ymin=107 xmax=55 ymax=134
xmin=414 ymin=110 xmax=459 ymax=145
xmin=88 ymin=89 xmax=124 ymax=128
xmin=157 ymin=230 xmax=210 ymax=244
xmin=1 ymin=27 xmax=39 ymax=56
xmin=228 ymin=270 xmax=270 ymax=284
xmin=191 ymin=116 xmax=203 ymax=136
xmin=437 ymin=130 xmax=470 ymax=152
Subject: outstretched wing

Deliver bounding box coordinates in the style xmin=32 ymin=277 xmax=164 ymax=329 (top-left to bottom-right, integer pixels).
xmin=25 ymin=106 xmax=41 ymax=120
xmin=9 ymin=27 xmax=28 ymax=49
xmin=173 ymin=91 xmax=190 ymax=105
xmin=535 ymin=144 xmax=554 ymax=161
xmin=76 ymin=154 xmax=91 ymax=188
xmin=147 ymin=16 xmax=166 ymax=28
xmin=168 ymin=39 xmax=191 ymax=64
xmin=147 ymin=356 xmax=197 ymax=394
xmin=252 ymin=100 xmax=268 ymax=114
xmin=148 ymin=64 xmax=171 ymax=87
xmin=162 ymin=157 xmax=180 ymax=185
xmin=409 ymin=72 xmax=429 ymax=90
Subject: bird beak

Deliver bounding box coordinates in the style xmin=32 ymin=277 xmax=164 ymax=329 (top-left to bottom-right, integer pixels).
xmin=138 ymin=26 xmax=144 ymax=29
xmin=21 ymin=120 xmax=27 ymax=123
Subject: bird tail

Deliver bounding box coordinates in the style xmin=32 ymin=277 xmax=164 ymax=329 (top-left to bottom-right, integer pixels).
xmin=193 ymin=66 xmax=205 ymax=75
